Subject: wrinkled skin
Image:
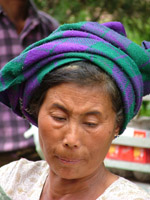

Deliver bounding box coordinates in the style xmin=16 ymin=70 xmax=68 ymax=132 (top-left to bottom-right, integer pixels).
xmin=38 ymin=83 xmax=119 ymax=199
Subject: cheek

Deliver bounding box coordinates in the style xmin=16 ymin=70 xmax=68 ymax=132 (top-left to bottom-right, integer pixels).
xmin=38 ymin=124 xmax=56 ymax=147
xmin=38 ymin=114 xmax=55 ymax=151
xmin=38 ymin=110 xmax=54 ymax=138
xmin=38 ymin=111 xmax=65 ymax=156
xmin=86 ymin=130 xmax=114 ymax=161
xmin=38 ymin=123 xmax=57 ymax=164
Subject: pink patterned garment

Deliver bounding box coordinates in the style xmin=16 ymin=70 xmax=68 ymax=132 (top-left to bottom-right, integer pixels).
xmin=0 ymin=0 xmax=59 ymax=151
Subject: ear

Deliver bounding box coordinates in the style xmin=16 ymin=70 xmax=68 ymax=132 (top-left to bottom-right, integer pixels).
xmin=114 ymin=125 xmax=120 ymax=138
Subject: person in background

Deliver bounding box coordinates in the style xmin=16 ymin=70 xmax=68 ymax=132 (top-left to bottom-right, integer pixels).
xmin=0 ymin=0 xmax=59 ymax=166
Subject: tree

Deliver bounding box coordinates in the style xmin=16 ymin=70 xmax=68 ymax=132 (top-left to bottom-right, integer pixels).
xmin=34 ymin=0 xmax=150 ymax=44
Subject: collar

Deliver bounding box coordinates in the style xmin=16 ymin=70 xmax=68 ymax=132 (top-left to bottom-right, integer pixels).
xmin=28 ymin=0 xmax=39 ymax=18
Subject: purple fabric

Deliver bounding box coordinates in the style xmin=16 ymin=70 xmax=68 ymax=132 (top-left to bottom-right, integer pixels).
xmin=0 ymin=21 xmax=150 ymax=135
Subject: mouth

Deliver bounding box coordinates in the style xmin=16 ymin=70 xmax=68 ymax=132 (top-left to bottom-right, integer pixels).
xmin=56 ymin=156 xmax=82 ymax=164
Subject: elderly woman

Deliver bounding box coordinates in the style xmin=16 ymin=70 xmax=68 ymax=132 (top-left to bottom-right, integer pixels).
xmin=0 ymin=21 xmax=150 ymax=200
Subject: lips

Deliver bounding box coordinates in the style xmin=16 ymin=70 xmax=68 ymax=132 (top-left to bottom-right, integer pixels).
xmin=56 ymin=156 xmax=82 ymax=164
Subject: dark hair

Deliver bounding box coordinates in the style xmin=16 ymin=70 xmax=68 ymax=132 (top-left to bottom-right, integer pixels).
xmin=29 ymin=61 xmax=124 ymax=129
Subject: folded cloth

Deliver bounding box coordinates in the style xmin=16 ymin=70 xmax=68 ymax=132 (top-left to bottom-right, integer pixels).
xmin=142 ymin=40 xmax=150 ymax=50
xmin=0 ymin=186 xmax=12 ymax=200
xmin=0 ymin=21 xmax=150 ymax=134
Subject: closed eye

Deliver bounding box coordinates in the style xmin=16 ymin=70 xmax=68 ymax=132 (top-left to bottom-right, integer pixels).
xmin=84 ymin=122 xmax=97 ymax=127
xmin=53 ymin=116 xmax=67 ymax=122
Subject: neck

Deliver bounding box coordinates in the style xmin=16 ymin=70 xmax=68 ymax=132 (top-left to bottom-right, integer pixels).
xmin=41 ymin=164 xmax=118 ymax=200
xmin=0 ymin=0 xmax=29 ymax=33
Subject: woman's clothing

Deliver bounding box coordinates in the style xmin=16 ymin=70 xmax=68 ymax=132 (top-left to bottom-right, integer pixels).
xmin=97 ymin=175 xmax=150 ymax=200
xmin=0 ymin=159 xmax=48 ymax=200
xmin=0 ymin=158 xmax=149 ymax=200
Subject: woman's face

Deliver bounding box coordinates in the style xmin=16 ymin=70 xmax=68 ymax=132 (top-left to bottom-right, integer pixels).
xmin=38 ymin=83 xmax=119 ymax=179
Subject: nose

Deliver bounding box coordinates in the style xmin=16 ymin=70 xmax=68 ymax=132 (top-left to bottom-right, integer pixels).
xmin=62 ymin=123 xmax=81 ymax=149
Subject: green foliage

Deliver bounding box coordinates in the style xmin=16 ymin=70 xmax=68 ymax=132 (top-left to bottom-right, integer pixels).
xmin=34 ymin=0 xmax=150 ymax=44
xmin=139 ymin=101 xmax=150 ymax=117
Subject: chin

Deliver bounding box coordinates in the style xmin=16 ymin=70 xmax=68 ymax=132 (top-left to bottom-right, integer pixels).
xmin=52 ymin=167 xmax=84 ymax=180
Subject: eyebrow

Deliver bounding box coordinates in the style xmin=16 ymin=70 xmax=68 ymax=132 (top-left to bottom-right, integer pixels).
xmin=85 ymin=111 xmax=102 ymax=116
xmin=51 ymin=103 xmax=69 ymax=113
xmin=51 ymin=103 xmax=102 ymax=116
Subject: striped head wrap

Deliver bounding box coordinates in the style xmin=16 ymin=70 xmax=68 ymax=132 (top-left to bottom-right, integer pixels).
xmin=0 ymin=21 xmax=150 ymax=134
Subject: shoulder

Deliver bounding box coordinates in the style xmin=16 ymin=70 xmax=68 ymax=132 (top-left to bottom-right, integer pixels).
xmin=0 ymin=158 xmax=48 ymax=176
xmin=98 ymin=177 xmax=150 ymax=200
xmin=0 ymin=158 xmax=49 ymax=199
xmin=37 ymin=10 xmax=59 ymax=30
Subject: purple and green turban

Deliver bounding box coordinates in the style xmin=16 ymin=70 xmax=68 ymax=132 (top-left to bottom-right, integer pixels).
xmin=0 ymin=21 xmax=150 ymax=134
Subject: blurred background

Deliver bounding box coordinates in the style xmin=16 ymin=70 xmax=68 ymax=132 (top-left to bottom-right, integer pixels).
xmin=34 ymin=0 xmax=150 ymax=45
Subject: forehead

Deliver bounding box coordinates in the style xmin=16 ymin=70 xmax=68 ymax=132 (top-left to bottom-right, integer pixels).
xmin=42 ymin=83 xmax=113 ymax=114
